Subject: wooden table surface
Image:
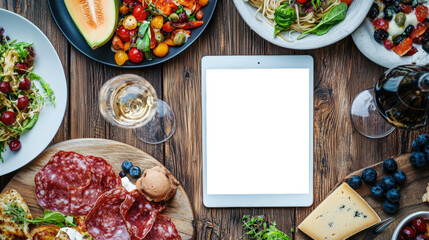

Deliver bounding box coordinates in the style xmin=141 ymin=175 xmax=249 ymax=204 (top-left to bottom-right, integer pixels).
xmin=2 ymin=1 xmax=428 ymax=239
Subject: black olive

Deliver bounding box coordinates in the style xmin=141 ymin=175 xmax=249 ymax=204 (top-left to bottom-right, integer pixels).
xmin=374 ymin=29 xmax=389 ymax=43
xmin=400 ymin=0 xmax=412 ymax=3
xmin=423 ymin=38 xmax=429 ymax=45
xmin=368 ymin=3 xmax=380 ymax=20
xmin=384 ymin=6 xmax=396 ymax=21
xmin=404 ymin=25 xmax=415 ymax=36
xmin=423 ymin=44 xmax=429 ymax=53
xmin=393 ymin=34 xmax=407 ymax=45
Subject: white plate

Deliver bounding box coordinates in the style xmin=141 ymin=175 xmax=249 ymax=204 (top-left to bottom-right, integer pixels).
xmin=232 ymin=0 xmax=372 ymax=50
xmin=353 ymin=18 xmax=429 ymax=69
xmin=0 ymin=9 xmax=67 ymax=175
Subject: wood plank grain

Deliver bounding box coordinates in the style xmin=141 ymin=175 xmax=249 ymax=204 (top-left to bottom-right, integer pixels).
xmin=3 ymin=138 xmax=194 ymax=239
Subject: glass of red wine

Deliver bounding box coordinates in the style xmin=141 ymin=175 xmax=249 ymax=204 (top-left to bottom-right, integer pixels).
xmin=351 ymin=65 xmax=429 ymax=138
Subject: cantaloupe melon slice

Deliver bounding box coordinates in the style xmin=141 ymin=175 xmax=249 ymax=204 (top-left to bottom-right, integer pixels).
xmin=64 ymin=0 xmax=118 ymax=49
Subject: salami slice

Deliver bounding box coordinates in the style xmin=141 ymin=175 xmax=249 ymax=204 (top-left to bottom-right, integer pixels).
xmin=43 ymin=151 xmax=92 ymax=189
xmin=86 ymin=156 xmax=122 ymax=191
xmin=144 ymin=215 xmax=181 ymax=240
xmin=120 ymin=190 xmax=166 ymax=239
xmin=86 ymin=188 xmax=132 ymax=240
xmin=35 ymin=151 xmax=91 ymax=214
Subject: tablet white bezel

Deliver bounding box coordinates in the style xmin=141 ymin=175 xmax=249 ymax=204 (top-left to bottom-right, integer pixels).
xmin=202 ymin=55 xmax=314 ymax=208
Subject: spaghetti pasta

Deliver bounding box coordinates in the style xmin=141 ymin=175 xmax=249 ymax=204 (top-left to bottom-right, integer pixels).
xmin=247 ymin=0 xmax=343 ymax=40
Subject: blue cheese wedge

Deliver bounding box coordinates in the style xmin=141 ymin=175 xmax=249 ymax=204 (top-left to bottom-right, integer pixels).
xmin=298 ymin=183 xmax=381 ymax=240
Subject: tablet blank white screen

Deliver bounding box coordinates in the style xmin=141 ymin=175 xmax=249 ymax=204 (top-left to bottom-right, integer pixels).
xmin=206 ymin=68 xmax=310 ymax=195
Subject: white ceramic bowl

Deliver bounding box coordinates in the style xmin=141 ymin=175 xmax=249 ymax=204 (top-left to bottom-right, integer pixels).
xmin=232 ymin=0 xmax=373 ymax=50
xmin=391 ymin=211 xmax=429 ymax=240
xmin=352 ymin=18 xmax=429 ymax=69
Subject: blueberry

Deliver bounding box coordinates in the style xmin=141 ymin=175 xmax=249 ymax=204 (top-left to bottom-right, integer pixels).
xmin=412 ymin=134 xmax=429 ymax=152
xmin=381 ymin=176 xmax=397 ymax=190
xmin=383 ymin=200 xmax=399 ymax=214
xmin=410 ymin=152 xmax=427 ymax=168
xmin=371 ymin=184 xmax=385 ymax=199
xmin=129 ymin=166 xmax=142 ymax=178
xmin=347 ymin=176 xmax=363 ymax=190
xmin=119 ymin=170 xmax=126 ymax=178
xmin=393 ymin=170 xmax=406 ymax=185
xmin=122 ymin=161 xmax=133 ymax=172
xmin=361 ymin=168 xmax=377 ymax=185
xmin=382 ymin=158 xmax=398 ymax=173
xmin=386 ymin=189 xmax=401 ymax=203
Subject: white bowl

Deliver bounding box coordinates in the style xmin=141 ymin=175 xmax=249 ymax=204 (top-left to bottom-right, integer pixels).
xmin=391 ymin=211 xmax=429 ymax=240
xmin=232 ymin=0 xmax=373 ymax=50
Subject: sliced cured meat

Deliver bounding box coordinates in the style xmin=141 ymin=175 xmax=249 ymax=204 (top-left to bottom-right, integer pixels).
xmin=120 ymin=190 xmax=166 ymax=239
xmin=86 ymin=155 xmax=122 ymax=191
xmin=41 ymin=151 xmax=92 ymax=189
xmin=86 ymin=188 xmax=132 ymax=240
xmin=35 ymin=151 xmax=121 ymax=216
xmin=68 ymin=156 xmax=122 ymax=215
xmin=144 ymin=215 xmax=181 ymax=240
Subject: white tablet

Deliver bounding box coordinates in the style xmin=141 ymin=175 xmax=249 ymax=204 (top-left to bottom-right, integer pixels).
xmin=202 ymin=55 xmax=314 ymax=207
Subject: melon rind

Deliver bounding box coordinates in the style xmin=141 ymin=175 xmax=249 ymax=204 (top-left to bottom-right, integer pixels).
xmin=64 ymin=0 xmax=119 ymax=49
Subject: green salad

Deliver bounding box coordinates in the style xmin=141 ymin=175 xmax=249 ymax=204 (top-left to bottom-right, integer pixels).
xmin=0 ymin=27 xmax=54 ymax=162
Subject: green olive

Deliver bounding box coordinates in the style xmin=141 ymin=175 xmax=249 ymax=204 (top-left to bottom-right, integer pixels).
xmin=395 ymin=12 xmax=406 ymax=27
xmin=155 ymin=32 xmax=164 ymax=43
xmin=170 ymin=13 xmax=179 ymax=22
xmin=173 ymin=32 xmax=187 ymax=46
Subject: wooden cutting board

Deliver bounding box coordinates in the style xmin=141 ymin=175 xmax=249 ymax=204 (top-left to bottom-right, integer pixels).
xmin=296 ymin=154 xmax=429 ymax=240
xmin=2 ymin=138 xmax=194 ymax=239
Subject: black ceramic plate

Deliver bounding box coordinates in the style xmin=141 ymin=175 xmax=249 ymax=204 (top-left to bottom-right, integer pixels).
xmin=48 ymin=0 xmax=217 ymax=68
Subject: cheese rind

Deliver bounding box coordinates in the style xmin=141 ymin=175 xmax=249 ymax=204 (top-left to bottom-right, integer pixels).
xmin=298 ymin=183 xmax=381 ymax=240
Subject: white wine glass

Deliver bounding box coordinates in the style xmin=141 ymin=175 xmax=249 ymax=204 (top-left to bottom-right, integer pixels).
xmin=99 ymin=74 xmax=176 ymax=144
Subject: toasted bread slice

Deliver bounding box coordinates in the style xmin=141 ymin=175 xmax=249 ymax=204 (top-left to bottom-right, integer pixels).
xmin=0 ymin=189 xmax=32 ymax=239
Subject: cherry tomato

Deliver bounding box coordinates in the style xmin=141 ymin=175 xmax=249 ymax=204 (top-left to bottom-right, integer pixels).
xmin=383 ymin=39 xmax=394 ymax=50
xmin=400 ymin=226 xmax=416 ymax=240
xmin=297 ymin=0 xmax=308 ymax=3
xmin=1 ymin=111 xmax=16 ymax=126
xmin=196 ymin=10 xmax=203 ymax=20
xmin=416 ymin=5 xmax=429 ymax=22
xmin=416 ymin=235 xmax=429 ymax=240
xmin=128 ymin=47 xmax=144 ymax=63
xmin=399 ymin=3 xmax=412 ymax=14
xmin=373 ymin=18 xmax=389 ymax=31
xmin=112 ymin=36 xmax=125 ymax=50
xmin=162 ymin=21 xmax=175 ymax=33
xmin=19 ymin=78 xmax=31 ymax=90
xmin=340 ymin=0 xmax=353 ymax=6
xmin=0 ymin=81 xmax=11 ymax=94
xmin=17 ymin=96 xmax=29 ymax=109
xmin=9 ymin=140 xmax=21 ymax=151
xmin=15 ymin=62 xmax=28 ymax=75
xmin=412 ymin=217 xmax=427 ymax=234
xmin=116 ymin=26 xmax=131 ymax=43
xmin=133 ymin=5 xmax=148 ymax=22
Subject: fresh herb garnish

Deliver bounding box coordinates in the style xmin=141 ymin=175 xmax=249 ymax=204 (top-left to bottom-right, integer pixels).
xmin=4 ymin=203 xmax=77 ymax=227
xmin=242 ymin=215 xmax=291 ymax=240
xmin=297 ymin=2 xmax=348 ymax=40
xmin=274 ymin=3 xmax=297 ymax=36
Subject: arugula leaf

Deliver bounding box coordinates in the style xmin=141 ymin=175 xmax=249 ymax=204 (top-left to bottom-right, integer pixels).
xmin=263 ymin=222 xmax=291 ymax=240
xmin=4 ymin=203 xmax=77 ymax=227
xmin=28 ymin=72 xmax=55 ymax=105
xmin=297 ymin=2 xmax=348 ymax=40
xmin=12 ymin=42 xmax=33 ymax=59
xmin=274 ymin=3 xmax=297 ymax=36
xmin=0 ymin=143 xmax=5 ymax=163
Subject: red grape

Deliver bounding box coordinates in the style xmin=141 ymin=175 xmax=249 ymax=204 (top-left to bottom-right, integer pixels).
xmin=1 ymin=111 xmax=16 ymax=126
xmin=9 ymin=140 xmax=21 ymax=151
xmin=17 ymin=96 xmax=29 ymax=109
xmin=19 ymin=78 xmax=31 ymax=90
xmin=15 ymin=62 xmax=28 ymax=74
xmin=0 ymin=81 xmax=11 ymax=94
xmin=412 ymin=217 xmax=427 ymax=234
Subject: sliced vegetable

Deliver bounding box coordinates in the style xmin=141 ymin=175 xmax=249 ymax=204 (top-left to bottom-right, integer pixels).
xmin=392 ymin=37 xmax=413 ymax=56
xmin=153 ymin=42 xmax=169 ymax=57
xmin=115 ymin=50 xmax=129 ymax=66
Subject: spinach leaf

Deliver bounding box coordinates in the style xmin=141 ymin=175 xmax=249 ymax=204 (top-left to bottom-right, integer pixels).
xmin=297 ymin=2 xmax=348 ymax=40
xmin=274 ymin=3 xmax=296 ymax=36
